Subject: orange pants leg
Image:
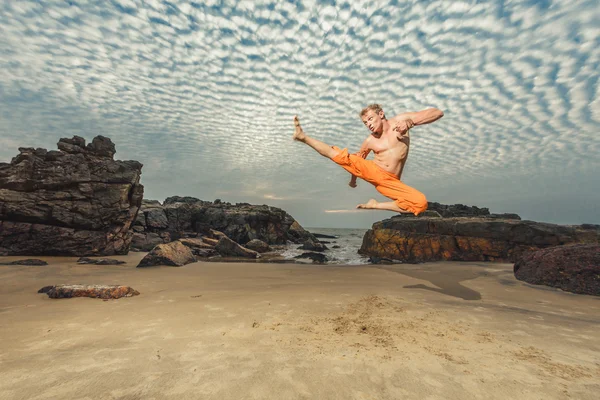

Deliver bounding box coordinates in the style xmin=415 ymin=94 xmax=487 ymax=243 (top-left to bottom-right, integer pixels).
xmin=375 ymin=176 xmax=428 ymax=215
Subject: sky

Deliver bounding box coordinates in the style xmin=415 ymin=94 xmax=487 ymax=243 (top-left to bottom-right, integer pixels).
xmin=1 ymin=0 xmax=599 ymax=229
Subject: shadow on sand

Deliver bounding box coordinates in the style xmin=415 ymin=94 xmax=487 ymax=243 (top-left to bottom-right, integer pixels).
xmin=374 ymin=263 xmax=512 ymax=301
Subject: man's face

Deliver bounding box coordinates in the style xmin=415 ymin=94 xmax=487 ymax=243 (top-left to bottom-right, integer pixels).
xmin=361 ymin=110 xmax=385 ymax=134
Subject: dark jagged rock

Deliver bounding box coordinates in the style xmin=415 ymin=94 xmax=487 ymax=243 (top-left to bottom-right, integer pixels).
xmin=77 ymin=257 xmax=126 ymax=265
xmin=393 ymin=202 xmax=521 ymax=220
xmin=295 ymin=252 xmax=328 ymax=263
xmin=38 ymin=284 xmax=139 ymax=299
xmin=245 ymin=239 xmax=271 ymax=253
xmin=489 ymin=213 xmax=521 ymax=220
xmin=298 ymin=239 xmax=328 ymax=252
xmin=215 ymin=236 xmax=260 ymax=259
xmin=360 ymin=216 xmax=599 ymax=263
xmin=137 ymin=241 xmax=197 ymax=267
xmin=313 ymin=233 xmax=337 ymax=239
xmin=368 ymin=257 xmax=398 ymax=265
xmin=131 ymin=197 xmax=317 ymax=249
xmin=514 ymin=244 xmax=600 ymax=296
xmin=0 ymin=259 xmax=48 ymax=266
xmin=0 ymin=136 xmax=143 ymax=256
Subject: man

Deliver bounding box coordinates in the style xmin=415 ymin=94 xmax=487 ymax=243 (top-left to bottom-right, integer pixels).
xmin=293 ymin=104 xmax=443 ymax=215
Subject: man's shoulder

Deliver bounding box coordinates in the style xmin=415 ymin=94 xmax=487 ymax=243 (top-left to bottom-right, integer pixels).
xmin=388 ymin=115 xmax=404 ymax=123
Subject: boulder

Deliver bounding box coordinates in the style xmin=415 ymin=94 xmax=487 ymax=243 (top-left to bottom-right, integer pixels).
xmin=137 ymin=241 xmax=197 ymax=267
xmin=514 ymin=244 xmax=600 ymax=296
xmin=359 ymin=216 xmax=599 ymax=263
xmin=295 ymin=252 xmax=328 ymax=263
xmin=245 ymin=239 xmax=271 ymax=253
xmin=0 ymin=136 xmax=143 ymax=256
xmin=0 ymin=259 xmax=48 ymax=266
xmin=215 ymin=236 xmax=260 ymax=259
xmin=76 ymin=257 xmax=126 ymax=265
xmin=38 ymin=284 xmax=139 ymax=299
xmin=298 ymin=239 xmax=328 ymax=252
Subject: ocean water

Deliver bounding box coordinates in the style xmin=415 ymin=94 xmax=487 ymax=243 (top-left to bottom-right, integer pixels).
xmin=281 ymin=227 xmax=370 ymax=265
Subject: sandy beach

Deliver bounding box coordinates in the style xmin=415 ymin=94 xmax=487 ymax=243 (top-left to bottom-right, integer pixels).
xmin=1 ymin=254 xmax=599 ymax=400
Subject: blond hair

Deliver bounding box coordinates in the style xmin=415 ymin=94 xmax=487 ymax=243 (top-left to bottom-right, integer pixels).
xmin=360 ymin=104 xmax=385 ymax=119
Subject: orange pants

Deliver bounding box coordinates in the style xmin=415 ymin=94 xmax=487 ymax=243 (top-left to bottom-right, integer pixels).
xmin=331 ymin=147 xmax=428 ymax=215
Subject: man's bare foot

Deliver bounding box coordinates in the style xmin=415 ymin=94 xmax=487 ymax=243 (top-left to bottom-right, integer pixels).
xmin=357 ymin=199 xmax=379 ymax=209
xmin=293 ymin=116 xmax=306 ymax=142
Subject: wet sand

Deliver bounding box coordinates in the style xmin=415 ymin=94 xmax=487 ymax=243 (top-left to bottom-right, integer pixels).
xmin=1 ymin=253 xmax=599 ymax=400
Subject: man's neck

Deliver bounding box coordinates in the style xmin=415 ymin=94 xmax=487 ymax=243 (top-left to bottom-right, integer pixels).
xmin=373 ymin=119 xmax=391 ymax=137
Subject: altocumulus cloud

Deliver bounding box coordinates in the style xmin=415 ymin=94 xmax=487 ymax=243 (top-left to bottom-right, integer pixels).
xmin=0 ymin=0 xmax=598 ymax=227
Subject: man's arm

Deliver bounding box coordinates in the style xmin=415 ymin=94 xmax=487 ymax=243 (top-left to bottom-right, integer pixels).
xmin=349 ymin=137 xmax=372 ymax=188
xmin=391 ymin=108 xmax=444 ymax=137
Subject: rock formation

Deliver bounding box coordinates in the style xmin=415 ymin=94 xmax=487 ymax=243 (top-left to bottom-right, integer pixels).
xmin=391 ymin=202 xmax=521 ymax=220
xmin=131 ymin=197 xmax=316 ymax=251
xmin=359 ymin=204 xmax=599 ymax=263
xmin=0 ymin=136 xmax=143 ymax=256
xmin=514 ymin=244 xmax=600 ymax=296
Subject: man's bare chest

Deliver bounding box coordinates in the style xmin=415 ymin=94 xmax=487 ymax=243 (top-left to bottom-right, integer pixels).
xmin=369 ymin=132 xmax=410 ymax=155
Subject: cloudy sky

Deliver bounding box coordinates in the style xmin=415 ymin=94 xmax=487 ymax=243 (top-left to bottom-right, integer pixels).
xmin=1 ymin=0 xmax=598 ymax=228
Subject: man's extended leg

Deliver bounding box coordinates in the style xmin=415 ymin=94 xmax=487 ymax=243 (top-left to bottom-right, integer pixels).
xmin=358 ymin=176 xmax=428 ymax=215
xmin=357 ymin=199 xmax=412 ymax=213
xmin=293 ymin=116 xmax=340 ymax=159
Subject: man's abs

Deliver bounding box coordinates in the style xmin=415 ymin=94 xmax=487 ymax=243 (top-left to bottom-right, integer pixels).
xmin=373 ymin=150 xmax=407 ymax=177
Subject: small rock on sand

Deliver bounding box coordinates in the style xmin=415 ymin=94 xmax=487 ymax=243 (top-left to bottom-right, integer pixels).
xmin=77 ymin=257 xmax=126 ymax=265
xmin=0 ymin=259 xmax=48 ymax=266
xmin=38 ymin=284 xmax=140 ymax=299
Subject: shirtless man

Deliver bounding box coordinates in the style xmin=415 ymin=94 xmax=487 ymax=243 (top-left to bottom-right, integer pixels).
xmin=293 ymin=104 xmax=444 ymax=215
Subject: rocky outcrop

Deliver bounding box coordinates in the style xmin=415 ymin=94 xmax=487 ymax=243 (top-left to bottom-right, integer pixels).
xmin=359 ymin=215 xmax=599 ymax=263
xmin=514 ymin=244 xmax=600 ymax=296
xmin=137 ymin=241 xmax=197 ymax=267
xmin=131 ymin=197 xmax=316 ymax=250
xmin=393 ymin=202 xmax=522 ymax=220
xmin=38 ymin=284 xmax=140 ymax=299
xmin=0 ymin=136 xmax=143 ymax=256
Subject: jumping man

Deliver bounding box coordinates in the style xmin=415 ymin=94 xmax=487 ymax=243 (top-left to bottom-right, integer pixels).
xmin=293 ymin=104 xmax=444 ymax=215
